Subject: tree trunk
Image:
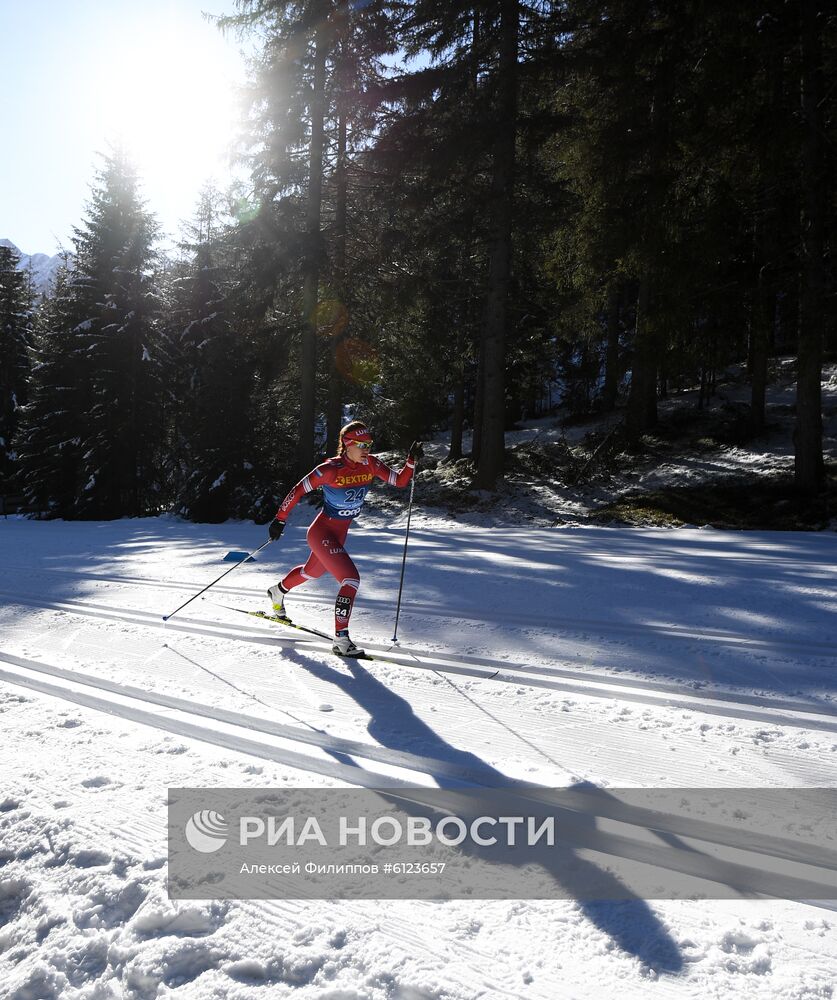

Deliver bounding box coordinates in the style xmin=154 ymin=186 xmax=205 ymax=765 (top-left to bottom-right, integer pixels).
xmin=474 ymin=0 xmax=518 ymax=489
xmin=299 ymin=12 xmax=327 ymax=475
xmin=129 ymin=316 xmax=139 ymax=517
xmin=794 ymin=0 xmax=825 ymax=495
xmin=601 ymin=278 xmax=621 ymax=411
xmin=448 ymin=367 xmax=465 ymax=462
xmin=461 ymin=6 xmax=481 ymax=466
xmin=328 ymin=29 xmax=348 ymax=456
xmin=751 ymin=22 xmax=784 ymax=436
xmin=625 ymin=55 xmax=671 ymax=444
xmin=471 ymin=335 xmax=484 ymax=463
xmin=750 ymin=280 xmax=770 ymax=435
xmin=626 ymin=275 xmax=655 ymax=442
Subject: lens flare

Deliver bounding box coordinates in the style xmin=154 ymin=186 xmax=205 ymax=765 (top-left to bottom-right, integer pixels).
xmin=315 ymin=299 xmax=349 ymax=338
xmin=336 ymin=338 xmax=381 ymax=386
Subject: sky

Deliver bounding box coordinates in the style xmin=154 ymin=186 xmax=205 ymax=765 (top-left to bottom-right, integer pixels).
xmin=0 ymin=0 xmax=249 ymax=257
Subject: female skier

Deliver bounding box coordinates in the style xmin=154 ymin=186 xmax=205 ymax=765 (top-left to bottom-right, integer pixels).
xmin=266 ymin=421 xmax=422 ymax=656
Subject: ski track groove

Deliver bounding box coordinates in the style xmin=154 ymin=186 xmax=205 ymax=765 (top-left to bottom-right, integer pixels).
xmin=0 ymin=656 xmax=451 ymax=789
xmin=2 ymin=592 xmax=836 ymax=731
xmin=211 ymin=602 xmax=837 ymax=716
xmin=3 ymin=650 xmax=837 ymax=871
xmin=4 ymin=648 xmax=837 ymax=979
xmin=0 ymin=649 xmax=543 ymax=787
xmin=6 ymin=618 xmax=837 ymax=789
xmin=2 ymin=579 xmax=837 ymax=657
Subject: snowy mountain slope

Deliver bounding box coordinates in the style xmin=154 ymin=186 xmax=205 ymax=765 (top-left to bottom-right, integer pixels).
xmin=1 ymin=516 xmax=836 ymax=998
xmin=0 ymin=237 xmax=64 ymax=295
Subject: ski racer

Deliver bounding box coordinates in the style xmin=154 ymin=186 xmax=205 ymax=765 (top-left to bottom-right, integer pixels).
xmin=266 ymin=421 xmax=423 ymax=657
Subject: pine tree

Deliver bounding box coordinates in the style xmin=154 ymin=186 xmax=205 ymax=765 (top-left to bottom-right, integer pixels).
xmin=472 ymin=0 xmax=520 ymax=487
xmin=165 ymin=187 xmax=254 ymax=521
xmin=795 ymin=0 xmax=828 ymax=495
xmin=222 ymin=1 xmax=333 ymax=474
xmin=551 ymin=3 xmax=756 ymax=435
xmin=70 ymin=149 xmax=163 ymax=518
xmin=17 ymin=150 xmax=163 ymax=518
xmin=16 ymin=257 xmax=88 ymax=515
xmin=372 ymin=2 xmax=562 ymax=479
xmin=0 ymin=244 xmax=34 ymax=493
xmin=223 ymin=1 xmax=397 ymax=471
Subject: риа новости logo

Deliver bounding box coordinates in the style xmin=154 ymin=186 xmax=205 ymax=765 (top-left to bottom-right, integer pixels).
xmin=184 ymin=810 xmax=228 ymax=853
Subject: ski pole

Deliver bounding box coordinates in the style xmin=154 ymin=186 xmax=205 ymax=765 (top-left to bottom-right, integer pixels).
xmin=391 ymin=467 xmax=417 ymax=643
xmin=162 ymin=539 xmax=273 ymax=622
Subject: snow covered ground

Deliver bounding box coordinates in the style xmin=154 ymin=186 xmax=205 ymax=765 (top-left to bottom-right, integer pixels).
xmin=1 ymin=513 xmax=836 ymax=999
xmin=416 ymin=359 xmax=837 ymax=529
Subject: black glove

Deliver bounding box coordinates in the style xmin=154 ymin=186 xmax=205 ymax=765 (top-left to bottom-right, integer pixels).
xmin=408 ymin=440 xmax=424 ymax=462
xmin=269 ymin=519 xmax=285 ymax=541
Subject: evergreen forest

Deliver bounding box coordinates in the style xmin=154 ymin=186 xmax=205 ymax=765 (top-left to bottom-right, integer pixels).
xmin=1 ymin=0 xmax=835 ymax=523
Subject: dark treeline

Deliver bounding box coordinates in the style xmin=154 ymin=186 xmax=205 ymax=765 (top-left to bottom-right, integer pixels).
xmin=2 ymin=0 xmax=834 ymax=520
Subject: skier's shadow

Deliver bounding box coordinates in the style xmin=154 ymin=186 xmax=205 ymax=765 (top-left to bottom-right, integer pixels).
xmin=284 ymin=647 xmax=684 ymax=975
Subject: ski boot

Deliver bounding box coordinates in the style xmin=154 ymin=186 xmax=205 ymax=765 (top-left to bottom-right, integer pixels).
xmin=332 ymin=630 xmax=365 ymax=657
xmin=266 ymin=583 xmax=288 ymax=617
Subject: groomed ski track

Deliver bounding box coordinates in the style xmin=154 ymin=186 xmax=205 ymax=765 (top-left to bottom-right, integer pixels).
xmin=2 ymin=645 xmax=837 ymax=903
xmin=1 ymin=589 xmax=836 ymax=731
xmin=3 ymin=519 xmax=837 ymax=999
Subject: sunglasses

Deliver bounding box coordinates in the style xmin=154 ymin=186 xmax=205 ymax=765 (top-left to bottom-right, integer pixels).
xmin=348 ymin=440 xmax=373 ymax=450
